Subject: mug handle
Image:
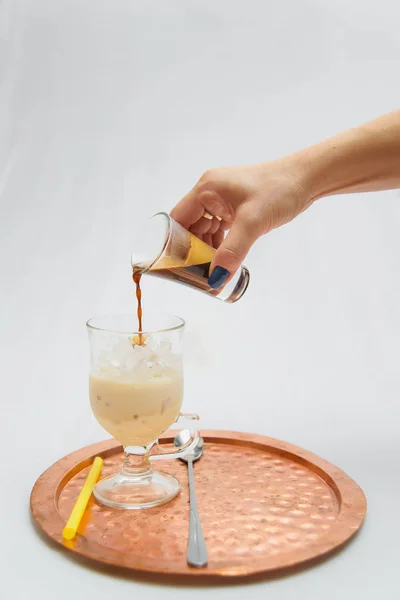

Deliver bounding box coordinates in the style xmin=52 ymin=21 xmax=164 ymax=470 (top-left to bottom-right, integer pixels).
xmin=150 ymin=413 xmax=200 ymax=462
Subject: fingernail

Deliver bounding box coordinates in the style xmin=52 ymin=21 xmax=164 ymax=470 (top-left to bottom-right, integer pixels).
xmin=208 ymin=266 xmax=230 ymax=289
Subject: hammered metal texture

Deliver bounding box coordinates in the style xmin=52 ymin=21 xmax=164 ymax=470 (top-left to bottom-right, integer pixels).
xmin=31 ymin=431 xmax=367 ymax=580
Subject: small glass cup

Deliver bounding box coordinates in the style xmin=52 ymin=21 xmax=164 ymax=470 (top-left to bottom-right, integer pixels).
xmin=86 ymin=313 xmax=199 ymax=510
xmin=131 ymin=212 xmax=250 ymax=303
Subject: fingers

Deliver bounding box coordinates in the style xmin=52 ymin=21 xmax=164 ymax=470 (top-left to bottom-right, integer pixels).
xmin=196 ymin=189 xmax=228 ymax=221
xmin=170 ymin=188 xmax=205 ymax=230
xmin=208 ymin=216 xmax=221 ymax=235
xmin=172 ymin=182 xmax=229 ymax=249
xmin=208 ymin=220 xmax=259 ymax=289
xmin=189 ymin=217 xmax=213 ymax=237
xmin=189 ymin=215 xmax=220 ymax=241
xmin=212 ymin=229 xmax=225 ymax=249
xmin=203 ymin=233 xmax=213 ymax=246
xmin=171 ymin=181 xmax=231 ymax=230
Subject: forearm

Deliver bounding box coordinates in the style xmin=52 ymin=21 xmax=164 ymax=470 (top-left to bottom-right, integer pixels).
xmin=296 ymin=110 xmax=400 ymax=202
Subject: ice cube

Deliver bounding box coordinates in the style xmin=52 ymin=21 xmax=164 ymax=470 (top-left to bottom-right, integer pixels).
xmin=97 ymin=334 xmax=181 ymax=380
xmin=145 ymin=337 xmax=175 ymax=367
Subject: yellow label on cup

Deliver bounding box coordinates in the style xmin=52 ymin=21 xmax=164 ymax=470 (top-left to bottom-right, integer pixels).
xmin=152 ymin=233 xmax=215 ymax=271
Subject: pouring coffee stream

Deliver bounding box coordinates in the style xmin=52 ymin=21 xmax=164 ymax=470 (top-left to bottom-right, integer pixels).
xmin=132 ymin=270 xmax=144 ymax=346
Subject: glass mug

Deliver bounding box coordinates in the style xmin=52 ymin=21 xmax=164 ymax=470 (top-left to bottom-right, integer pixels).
xmin=131 ymin=212 xmax=250 ymax=303
xmin=87 ymin=313 xmax=199 ymax=510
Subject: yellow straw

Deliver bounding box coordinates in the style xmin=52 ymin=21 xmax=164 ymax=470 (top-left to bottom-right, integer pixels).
xmin=62 ymin=456 xmax=103 ymax=540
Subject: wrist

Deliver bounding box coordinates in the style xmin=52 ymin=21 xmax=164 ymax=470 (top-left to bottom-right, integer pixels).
xmin=277 ymin=151 xmax=317 ymax=210
xmin=287 ymin=145 xmax=330 ymax=205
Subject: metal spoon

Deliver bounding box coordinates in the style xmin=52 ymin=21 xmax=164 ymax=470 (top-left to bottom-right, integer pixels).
xmin=174 ymin=430 xmax=208 ymax=568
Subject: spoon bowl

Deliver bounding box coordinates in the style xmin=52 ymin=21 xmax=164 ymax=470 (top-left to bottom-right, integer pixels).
xmin=174 ymin=429 xmax=205 ymax=463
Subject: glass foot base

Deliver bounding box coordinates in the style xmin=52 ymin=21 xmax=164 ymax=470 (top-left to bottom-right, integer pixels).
xmin=93 ymin=470 xmax=180 ymax=510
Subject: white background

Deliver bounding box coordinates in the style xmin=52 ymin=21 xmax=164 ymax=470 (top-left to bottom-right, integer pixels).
xmin=1 ymin=0 xmax=399 ymax=598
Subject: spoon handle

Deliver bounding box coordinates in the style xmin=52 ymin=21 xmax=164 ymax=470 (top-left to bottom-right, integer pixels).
xmin=187 ymin=460 xmax=208 ymax=568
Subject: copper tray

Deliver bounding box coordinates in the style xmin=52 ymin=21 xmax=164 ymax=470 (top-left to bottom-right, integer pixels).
xmin=30 ymin=431 xmax=366 ymax=581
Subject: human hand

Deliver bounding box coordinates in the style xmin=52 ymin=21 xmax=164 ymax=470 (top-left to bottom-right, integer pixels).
xmin=170 ymin=158 xmax=313 ymax=288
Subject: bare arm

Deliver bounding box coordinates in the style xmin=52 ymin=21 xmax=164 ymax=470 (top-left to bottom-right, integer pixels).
xmin=301 ymin=110 xmax=400 ymax=200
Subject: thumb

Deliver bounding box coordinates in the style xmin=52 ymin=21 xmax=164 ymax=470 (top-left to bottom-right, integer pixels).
xmin=208 ymin=220 xmax=259 ymax=289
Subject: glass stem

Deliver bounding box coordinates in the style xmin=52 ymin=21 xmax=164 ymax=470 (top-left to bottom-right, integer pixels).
xmin=121 ymin=446 xmax=151 ymax=477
